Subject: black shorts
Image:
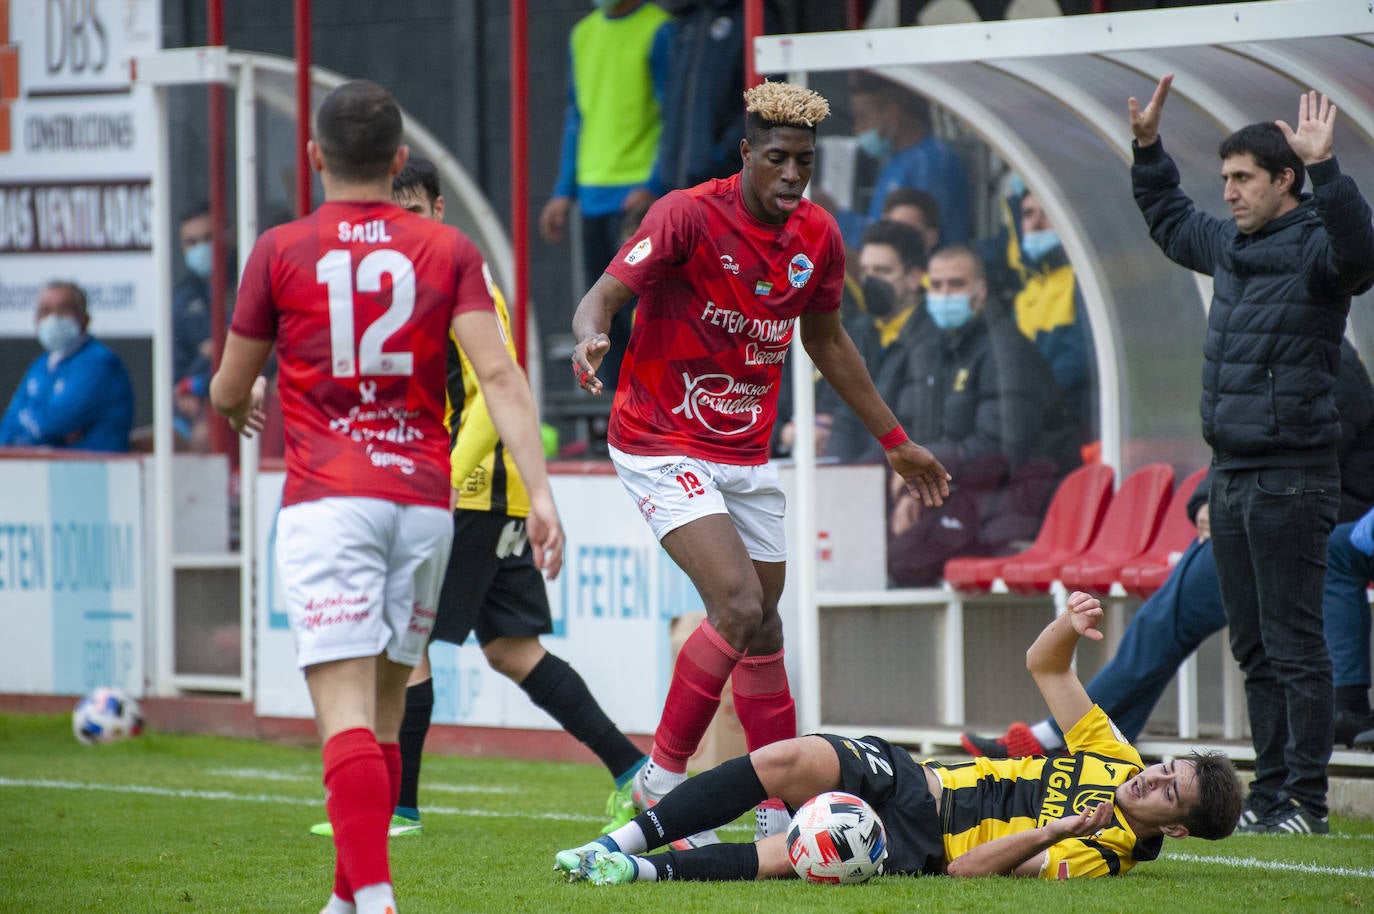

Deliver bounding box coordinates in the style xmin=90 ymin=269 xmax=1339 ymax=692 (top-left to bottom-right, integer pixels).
xmin=430 ymin=511 xmax=552 ymax=646
xmin=819 ymin=733 xmax=945 ymax=876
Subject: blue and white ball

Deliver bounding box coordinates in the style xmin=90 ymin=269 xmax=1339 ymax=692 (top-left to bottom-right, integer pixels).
xmin=72 ymin=687 xmax=144 ymax=745
xmin=786 ymin=790 xmax=888 ymax=884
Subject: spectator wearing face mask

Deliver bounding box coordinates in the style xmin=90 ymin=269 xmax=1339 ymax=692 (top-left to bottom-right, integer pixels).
xmin=815 ymin=220 xmax=935 ymax=464
xmin=172 ymin=202 xmax=240 ymax=450
xmin=885 ymin=246 xmax=1077 ymax=585
xmin=814 ymin=74 xmax=972 ymax=249
xmin=0 ymin=280 xmax=133 ymax=452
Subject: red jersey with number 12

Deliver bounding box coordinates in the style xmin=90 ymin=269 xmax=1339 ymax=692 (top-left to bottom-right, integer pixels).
xmin=232 ymin=200 xmax=496 ymax=508
xmin=605 ymin=173 xmax=844 ymax=464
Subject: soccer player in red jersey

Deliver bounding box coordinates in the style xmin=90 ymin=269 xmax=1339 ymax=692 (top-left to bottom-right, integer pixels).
xmin=568 ymin=81 xmax=951 ymax=844
xmin=210 ymin=80 xmax=563 ymax=914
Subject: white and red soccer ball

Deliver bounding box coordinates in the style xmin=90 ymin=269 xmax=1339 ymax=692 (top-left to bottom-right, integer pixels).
xmin=786 ymin=790 xmax=888 ymax=884
xmin=72 ymin=686 xmax=144 ymax=745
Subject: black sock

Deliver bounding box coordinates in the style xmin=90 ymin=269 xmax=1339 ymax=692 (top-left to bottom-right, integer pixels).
xmin=397 ymin=678 xmax=433 ymax=813
xmin=1334 ymin=685 xmax=1372 ymax=717
xmin=647 ymin=843 xmax=760 ymax=882
xmin=519 ymin=652 xmax=644 ymax=778
xmin=632 ymin=755 xmax=767 ymax=849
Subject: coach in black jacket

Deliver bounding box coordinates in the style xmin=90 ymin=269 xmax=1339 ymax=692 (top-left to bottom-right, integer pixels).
xmin=1130 ymin=76 xmax=1374 ymax=836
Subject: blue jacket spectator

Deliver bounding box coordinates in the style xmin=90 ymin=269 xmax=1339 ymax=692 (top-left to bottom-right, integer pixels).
xmin=653 ymin=0 xmax=783 ymax=193
xmin=828 ymin=75 xmax=972 ymax=247
xmin=0 ymin=281 xmax=133 ymax=452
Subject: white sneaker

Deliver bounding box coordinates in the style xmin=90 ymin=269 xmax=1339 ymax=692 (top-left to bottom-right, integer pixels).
xmin=631 ymin=764 xmax=720 ymax=850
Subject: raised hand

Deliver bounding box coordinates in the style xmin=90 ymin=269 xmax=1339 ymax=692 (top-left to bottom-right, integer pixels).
xmin=1128 ymin=74 xmax=1173 ymax=147
xmin=1065 ymin=590 xmax=1105 ymax=641
xmin=1276 ymin=90 xmax=1336 ymax=165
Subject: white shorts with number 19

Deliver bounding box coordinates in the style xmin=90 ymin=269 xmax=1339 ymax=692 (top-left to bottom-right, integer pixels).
xmin=608 ymin=445 xmax=786 ymax=562
xmin=276 ymin=496 xmax=453 ymax=669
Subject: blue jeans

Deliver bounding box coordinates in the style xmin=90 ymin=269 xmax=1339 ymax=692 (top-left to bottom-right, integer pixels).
xmin=1210 ymin=466 xmax=1340 ymax=817
xmin=1324 ymin=521 xmax=1374 ymax=691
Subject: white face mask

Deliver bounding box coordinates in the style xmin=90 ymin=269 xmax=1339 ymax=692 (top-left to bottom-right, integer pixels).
xmin=37 ymin=314 xmax=83 ymax=353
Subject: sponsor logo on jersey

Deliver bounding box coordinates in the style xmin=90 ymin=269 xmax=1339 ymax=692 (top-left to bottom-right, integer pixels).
xmin=720 ymin=253 xmax=740 ymax=274
xmin=788 ymin=253 xmax=814 ymax=288
xmin=671 ymin=371 xmax=768 ymax=435
xmin=624 ymin=237 xmax=652 ymax=265
xmin=754 ymin=280 xmax=773 ymax=295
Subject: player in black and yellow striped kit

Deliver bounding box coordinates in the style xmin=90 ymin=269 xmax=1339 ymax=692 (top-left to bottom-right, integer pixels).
xmin=311 ymin=158 xmax=646 ymax=840
xmin=556 ymin=590 xmax=1244 ymax=884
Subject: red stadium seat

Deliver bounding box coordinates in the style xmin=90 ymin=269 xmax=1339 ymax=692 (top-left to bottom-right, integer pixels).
xmin=1057 ymin=463 xmax=1176 ymax=594
xmin=1119 ymin=467 xmax=1210 ymax=598
xmin=943 ymin=463 xmax=1114 ymax=594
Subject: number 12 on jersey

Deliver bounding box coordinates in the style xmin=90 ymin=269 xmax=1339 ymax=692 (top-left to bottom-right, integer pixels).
xmin=317 ymin=249 xmax=417 ymax=378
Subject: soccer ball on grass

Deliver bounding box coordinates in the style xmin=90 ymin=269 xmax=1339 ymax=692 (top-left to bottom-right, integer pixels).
xmin=786 ymin=790 xmax=888 ymax=884
xmin=72 ymin=686 xmax=144 ymax=745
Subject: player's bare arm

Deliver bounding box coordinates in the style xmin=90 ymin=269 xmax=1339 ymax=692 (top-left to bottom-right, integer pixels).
xmin=209 ymin=331 xmax=273 ymax=436
xmin=1276 ymin=90 xmax=1336 ymax=165
xmin=1027 ymin=591 xmax=1103 ymax=735
xmin=570 ymin=272 xmax=636 ymax=396
xmin=452 ymin=308 xmax=565 ymax=580
xmin=946 ymin=800 xmax=1115 ymax=878
xmin=798 ymin=309 xmax=950 ymax=506
xmin=1128 ymin=73 xmax=1173 ymax=147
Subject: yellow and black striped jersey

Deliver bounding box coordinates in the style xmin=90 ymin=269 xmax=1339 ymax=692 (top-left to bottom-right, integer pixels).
xmin=929 ymin=706 xmax=1159 ymax=879
xmin=444 ymin=282 xmax=531 ymax=517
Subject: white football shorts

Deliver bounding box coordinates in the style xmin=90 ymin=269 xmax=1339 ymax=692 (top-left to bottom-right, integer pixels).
xmin=275 ymin=496 xmax=453 ymax=669
xmin=608 ymin=444 xmax=786 ymax=562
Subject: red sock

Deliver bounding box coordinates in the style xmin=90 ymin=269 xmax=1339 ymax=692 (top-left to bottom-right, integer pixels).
xmin=731 ymin=649 xmax=796 ymax=752
xmin=380 ymin=742 xmax=402 ymax=813
xmin=652 ymin=621 xmax=743 ymax=771
xmin=323 ymin=728 xmax=391 ymax=894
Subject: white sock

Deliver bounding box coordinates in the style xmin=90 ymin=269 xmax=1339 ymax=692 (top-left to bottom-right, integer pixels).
xmin=320 ymin=895 xmax=355 ymax=914
xmin=1031 ymin=720 xmax=1065 ymax=751
xmin=632 ymin=855 xmax=658 ymax=882
xmin=353 ymin=883 xmax=396 ymax=914
xmin=642 ymin=757 xmax=687 ymax=796
xmin=606 ymin=821 xmax=648 ymax=854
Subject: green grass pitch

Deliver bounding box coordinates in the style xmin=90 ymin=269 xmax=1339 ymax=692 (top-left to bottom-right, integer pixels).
xmin=2 ymin=712 xmax=1371 ymax=913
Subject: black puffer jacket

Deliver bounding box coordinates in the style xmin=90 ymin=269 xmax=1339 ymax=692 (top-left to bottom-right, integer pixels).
xmin=1132 ymin=140 xmax=1374 ymax=468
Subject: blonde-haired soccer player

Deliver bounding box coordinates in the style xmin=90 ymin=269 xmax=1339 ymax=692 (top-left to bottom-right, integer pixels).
xmin=567 ymin=80 xmax=950 ymax=848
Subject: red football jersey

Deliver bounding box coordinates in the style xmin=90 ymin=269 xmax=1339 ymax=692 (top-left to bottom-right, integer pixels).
xmin=604 ymin=174 xmax=844 ymax=464
xmin=232 ymin=200 xmax=496 ymax=508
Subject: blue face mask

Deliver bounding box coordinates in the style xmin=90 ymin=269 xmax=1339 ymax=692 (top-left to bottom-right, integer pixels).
xmin=856 ymin=128 xmax=892 ymax=160
xmin=926 ymin=293 xmax=974 ymax=331
xmin=184 ymin=241 xmax=214 ymax=279
xmin=1021 ymin=228 xmax=1061 ymax=262
xmin=37 ymin=314 xmax=83 ymax=354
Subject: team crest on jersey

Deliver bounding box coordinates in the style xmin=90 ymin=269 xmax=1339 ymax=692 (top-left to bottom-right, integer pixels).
xmin=720 ymin=254 xmax=740 ymax=274
xmin=1073 ymin=789 xmax=1116 ymax=815
xmin=624 ymin=237 xmax=653 ymax=265
xmin=787 ymin=253 xmax=814 ymax=288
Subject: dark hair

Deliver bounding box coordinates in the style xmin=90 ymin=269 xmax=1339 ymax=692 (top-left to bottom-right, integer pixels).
xmin=861 ymin=219 xmax=927 ymax=271
xmin=849 ymin=73 xmax=931 ymax=127
xmin=1179 ymin=750 xmax=1243 ymax=840
xmin=929 ymin=243 xmax=985 ymax=281
xmin=880 ymin=187 xmax=941 ymax=229
xmin=745 ymin=111 xmax=817 ymax=146
xmin=1218 ymin=122 xmax=1305 ymax=198
xmin=393 ymin=155 xmax=441 ymax=204
xmin=178 ymin=200 xmax=211 ymax=226
xmin=44 ymin=279 xmax=88 ymax=315
xmin=314 ymin=80 xmax=403 ymax=183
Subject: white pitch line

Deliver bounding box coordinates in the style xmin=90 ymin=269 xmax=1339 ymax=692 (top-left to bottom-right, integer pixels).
xmin=205 ymin=767 xmax=521 ymax=793
xmin=1164 ymin=851 xmax=1374 ymax=879
xmin=0 ymin=777 xmax=751 ymax=832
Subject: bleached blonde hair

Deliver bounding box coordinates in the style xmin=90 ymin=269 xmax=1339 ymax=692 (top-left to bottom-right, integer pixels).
xmin=743 ymin=80 xmax=831 ymax=131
